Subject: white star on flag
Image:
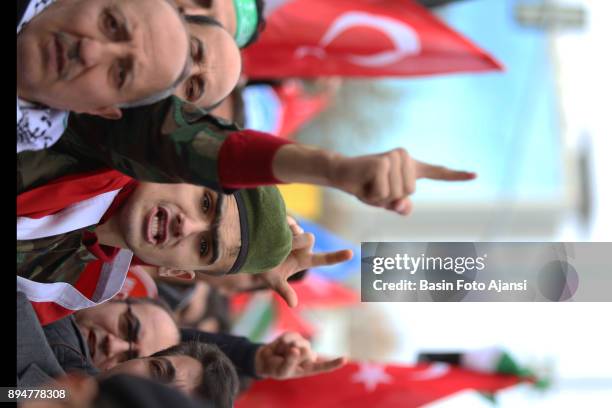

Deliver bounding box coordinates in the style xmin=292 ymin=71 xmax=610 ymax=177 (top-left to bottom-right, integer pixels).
xmin=351 ymin=363 xmax=393 ymax=392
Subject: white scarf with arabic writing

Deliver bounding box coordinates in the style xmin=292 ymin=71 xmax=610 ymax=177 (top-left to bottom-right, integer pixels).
xmin=17 ymin=0 xmax=69 ymax=153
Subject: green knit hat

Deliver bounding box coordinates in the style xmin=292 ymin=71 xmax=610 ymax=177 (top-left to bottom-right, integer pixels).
xmin=228 ymin=186 xmax=292 ymax=274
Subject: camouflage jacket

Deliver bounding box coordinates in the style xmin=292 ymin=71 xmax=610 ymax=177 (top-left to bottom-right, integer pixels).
xmin=17 ymin=147 xmax=103 ymax=286
xmin=17 ymin=96 xmax=239 ymax=285
xmin=62 ymin=96 xmax=240 ymax=193
xmin=17 ymin=228 xmax=99 ymax=287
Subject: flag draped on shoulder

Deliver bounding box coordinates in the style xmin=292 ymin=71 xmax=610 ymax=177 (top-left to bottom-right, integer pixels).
xmin=17 ymin=168 xmax=135 ymax=325
xmin=242 ymin=0 xmax=502 ymax=78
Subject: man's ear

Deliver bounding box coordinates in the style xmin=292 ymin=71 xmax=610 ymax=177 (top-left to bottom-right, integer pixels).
xmin=86 ymin=106 xmax=123 ymax=120
xmin=158 ymin=267 xmax=195 ymax=281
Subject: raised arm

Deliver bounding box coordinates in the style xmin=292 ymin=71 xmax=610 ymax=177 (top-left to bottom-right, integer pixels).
xmin=65 ymin=96 xmax=475 ymax=214
xmin=271 ymin=144 xmax=476 ymax=215
xmin=64 ymin=97 xmax=291 ymax=193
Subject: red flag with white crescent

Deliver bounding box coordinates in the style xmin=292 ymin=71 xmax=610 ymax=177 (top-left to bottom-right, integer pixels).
xmin=236 ymin=361 xmax=523 ymax=408
xmin=243 ymin=0 xmax=502 ymax=78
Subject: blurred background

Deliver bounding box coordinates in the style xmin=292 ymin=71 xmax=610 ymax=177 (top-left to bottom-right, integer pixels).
xmin=285 ymin=0 xmax=611 ymax=242
xmin=265 ymin=0 xmax=612 ymax=405
xmin=142 ymin=0 xmax=611 ymax=406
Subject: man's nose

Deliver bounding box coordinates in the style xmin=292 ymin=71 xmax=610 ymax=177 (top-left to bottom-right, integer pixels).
xmin=78 ymin=38 xmax=125 ymax=68
xmin=104 ymin=333 xmax=130 ymax=357
xmin=173 ymin=213 xmax=209 ymax=238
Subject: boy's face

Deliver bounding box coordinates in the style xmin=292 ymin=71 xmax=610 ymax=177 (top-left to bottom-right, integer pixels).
xmin=116 ymin=182 xmax=241 ymax=274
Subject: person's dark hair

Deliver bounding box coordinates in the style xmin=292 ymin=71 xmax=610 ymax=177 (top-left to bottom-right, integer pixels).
xmin=152 ymin=342 xmax=239 ymax=408
xmin=241 ymin=0 xmax=266 ymax=48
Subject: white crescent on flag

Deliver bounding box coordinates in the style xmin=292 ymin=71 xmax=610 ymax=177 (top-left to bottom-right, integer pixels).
xmin=295 ymin=11 xmax=421 ymax=67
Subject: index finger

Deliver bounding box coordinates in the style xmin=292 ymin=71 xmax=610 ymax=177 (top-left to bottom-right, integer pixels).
xmin=303 ymin=357 xmax=347 ymax=376
xmin=415 ymin=160 xmax=476 ymax=181
xmin=309 ymin=249 xmax=353 ymax=268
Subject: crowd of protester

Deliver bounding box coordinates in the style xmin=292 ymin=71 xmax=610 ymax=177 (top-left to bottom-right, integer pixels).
xmin=16 ymin=0 xmax=475 ymax=406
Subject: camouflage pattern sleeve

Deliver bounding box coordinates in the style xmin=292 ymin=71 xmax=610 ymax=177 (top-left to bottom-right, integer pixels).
xmin=17 ymin=231 xmax=97 ymax=286
xmin=62 ymin=97 xmax=241 ymax=193
xmin=18 ymin=143 xmax=100 ymax=194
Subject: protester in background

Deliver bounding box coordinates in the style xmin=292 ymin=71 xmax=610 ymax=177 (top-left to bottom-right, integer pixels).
xmin=157 ymin=280 xmax=232 ymax=333
xmin=181 ymin=329 xmax=346 ymax=380
xmin=17 ymin=292 xmax=178 ymax=385
xmin=174 ymin=15 xmax=242 ymax=110
xmin=19 ymin=291 xmax=344 ymax=394
xmin=73 ymin=298 xmax=180 ymax=371
xmin=102 ymin=342 xmax=239 ymax=408
xmin=17 ymin=292 xmax=344 ymax=386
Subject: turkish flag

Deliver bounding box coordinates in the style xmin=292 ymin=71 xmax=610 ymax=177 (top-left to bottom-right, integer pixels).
xmin=236 ymin=362 xmax=523 ymax=408
xmin=243 ymin=0 xmax=502 ymax=78
xmin=244 ymin=0 xmax=502 ymax=78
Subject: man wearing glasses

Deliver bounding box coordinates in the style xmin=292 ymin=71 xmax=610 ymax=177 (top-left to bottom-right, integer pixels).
xmin=72 ymin=298 xmax=179 ymax=371
xmin=18 ymin=292 xmax=344 ymax=392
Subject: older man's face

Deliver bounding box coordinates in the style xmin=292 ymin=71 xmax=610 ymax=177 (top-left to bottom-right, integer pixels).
xmin=17 ymin=0 xmax=190 ymax=119
xmin=75 ymin=299 xmax=180 ymax=370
